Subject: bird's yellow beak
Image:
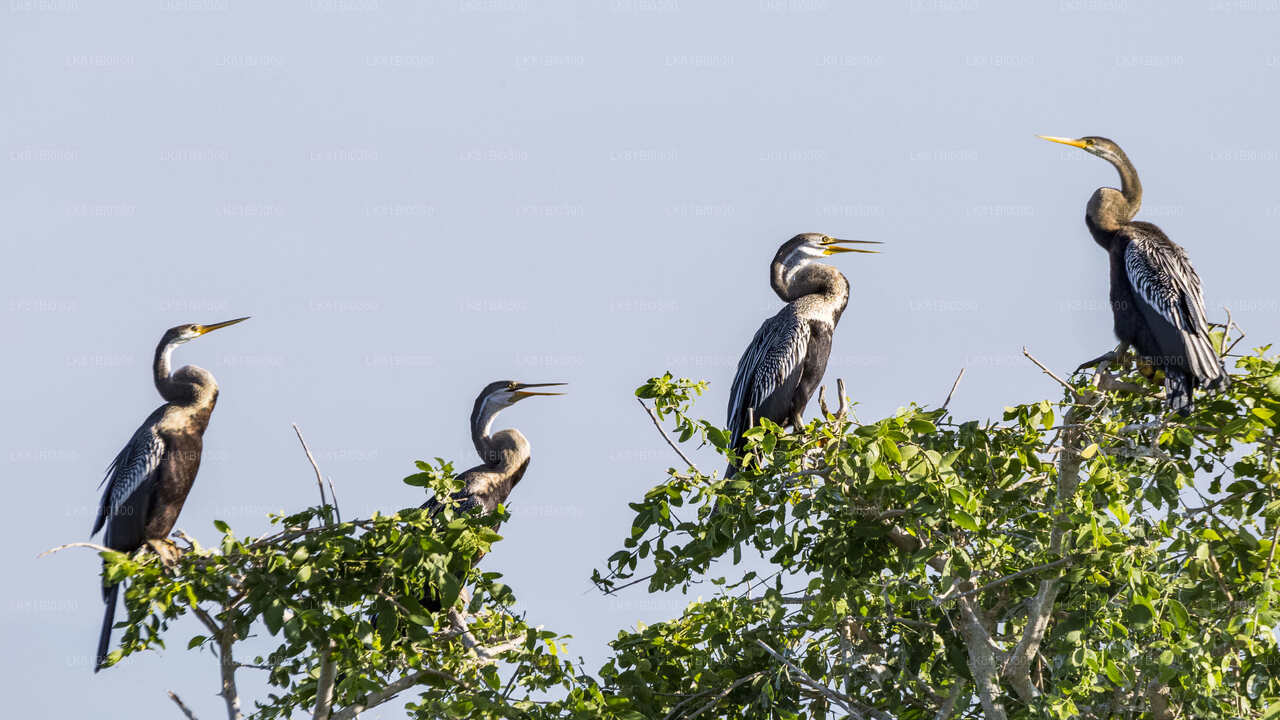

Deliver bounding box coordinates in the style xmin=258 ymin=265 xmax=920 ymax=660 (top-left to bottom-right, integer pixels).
xmin=513 ymin=382 xmax=567 ymax=399
xmin=1037 ymin=135 xmax=1089 ymax=149
xmin=194 ymin=317 xmax=251 ymax=336
xmin=821 ymin=236 xmax=882 ymax=255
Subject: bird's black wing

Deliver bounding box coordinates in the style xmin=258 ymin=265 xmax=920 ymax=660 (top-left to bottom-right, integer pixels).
xmin=92 ymin=407 xmax=167 ymax=551
xmin=727 ymin=306 xmax=811 ymax=450
xmin=1123 ymin=226 xmax=1226 ymax=385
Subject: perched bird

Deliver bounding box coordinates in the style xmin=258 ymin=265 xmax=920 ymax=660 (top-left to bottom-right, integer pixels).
xmin=419 ymin=380 xmax=565 ymax=605
xmin=726 ymin=234 xmax=879 ymax=475
xmin=1040 ymin=135 xmax=1228 ymax=413
xmin=91 ymin=317 xmax=248 ymax=671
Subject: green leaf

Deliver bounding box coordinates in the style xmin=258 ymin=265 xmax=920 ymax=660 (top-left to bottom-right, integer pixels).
xmin=951 ymin=510 xmax=979 ymax=532
xmin=213 ymin=519 xmax=230 ymax=534
xmin=187 ymin=634 xmax=206 ymax=649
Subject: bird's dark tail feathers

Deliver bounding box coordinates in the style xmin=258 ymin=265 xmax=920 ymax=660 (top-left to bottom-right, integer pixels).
xmin=95 ymin=582 xmax=119 ymax=673
xmin=1165 ymin=369 xmax=1193 ymax=417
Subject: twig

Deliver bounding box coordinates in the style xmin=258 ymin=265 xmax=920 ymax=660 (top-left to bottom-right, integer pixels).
xmin=1223 ymin=306 xmax=1246 ymax=355
xmin=818 ymin=385 xmax=830 ymax=416
xmin=1022 ymin=347 xmax=1077 ymax=399
xmin=637 ymin=398 xmax=699 ymax=472
xmin=325 ymin=476 xmax=341 ymax=524
xmin=941 ymin=368 xmax=966 ymax=411
xmin=836 ymin=378 xmax=849 ymax=418
xmin=168 ymin=691 xmax=200 ymax=720
xmin=37 ymin=541 xmax=115 ymax=558
xmin=292 ymin=423 xmax=328 ymax=510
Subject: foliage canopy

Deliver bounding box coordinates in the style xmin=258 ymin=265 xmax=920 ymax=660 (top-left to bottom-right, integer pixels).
xmin=96 ymin=337 xmax=1280 ymax=719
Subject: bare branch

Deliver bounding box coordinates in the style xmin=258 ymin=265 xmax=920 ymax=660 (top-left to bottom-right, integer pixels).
xmin=292 ymin=423 xmax=328 ymax=510
xmin=36 ymin=541 xmax=115 ymax=558
xmin=836 ymin=378 xmax=849 ymax=418
xmin=818 ymin=385 xmax=830 ymax=416
xmin=941 ymin=368 xmax=966 ymax=411
xmin=637 ymin=398 xmax=700 ymax=472
xmin=168 ymin=691 xmax=200 ymax=720
xmin=1022 ymin=347 xmax=1077 ymax=400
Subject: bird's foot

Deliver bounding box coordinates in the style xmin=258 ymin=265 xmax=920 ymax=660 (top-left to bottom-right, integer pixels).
xmin=146 ymin=538 xmax=182 ymax=567
xmin=1076 ymin=351 xmax=1118 ymax=373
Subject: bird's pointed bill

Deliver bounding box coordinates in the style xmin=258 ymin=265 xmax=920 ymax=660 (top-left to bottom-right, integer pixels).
xmin=1037 ymin=135 xmax=1088 ymax=149
xmin=513 ymin=382 xmax=567 ymax=399
xmin=195 ymin=317 xmax=251 ymax=335
xmin=821 ymin=237 xmax=881 ymax=255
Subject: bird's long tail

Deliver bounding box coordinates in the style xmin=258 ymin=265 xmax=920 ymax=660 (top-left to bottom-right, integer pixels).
xmin=95 ymin=581 xmax=119 ymax=673
xmin=1165 ymin=369 xmax=1193 ymax=417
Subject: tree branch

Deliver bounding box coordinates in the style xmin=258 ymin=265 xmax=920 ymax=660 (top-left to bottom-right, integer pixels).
xmin=36 ymin=541 xmax=115 ymax=558
xmin=293 ymin=423 xmax=328 ymax=510
xmin=942 ymin=368 xmax=966 ymax=411
xmin=955 ymin=597 xmax=1007 ymax=720
xmin=329 ymin=667 xmax=468 ymax=720
xmin=312 ymin=640 xmax=337 ymax=720
xmin=638 ymin=398 xmax=700 ymax=472
xmin=754 ymin=639 xmax=870 ymax=717
xmin=168 ymin=691 xmax=200 ymax=720
xmin=1022 ymin=347 xmax=1077 ymax=401
xmin=1001 ymin=393 xmax=1096 ymax=702
xmin=190 ymin=606 xmax=244 ymax=720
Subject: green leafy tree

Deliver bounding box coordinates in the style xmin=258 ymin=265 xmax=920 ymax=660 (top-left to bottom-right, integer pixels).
xmin=73 ymin=330 xmax=1280 ymax=719
xmin=597 ymin=333 xmax=1280 ymax=718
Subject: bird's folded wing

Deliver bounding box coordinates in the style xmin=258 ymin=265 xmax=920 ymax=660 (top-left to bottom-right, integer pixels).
xmin=1124 ymin=233 xmax=1221 ymax=379
xmin=92 ymin=421 xmax=165 ymax=537
xmin=727 ymin=309 xmax=810 ymax=446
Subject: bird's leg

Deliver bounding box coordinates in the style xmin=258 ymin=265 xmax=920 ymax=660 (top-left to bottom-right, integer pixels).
xmin=1076 ymin=343 xmax=1130 ymax=373
xmin=790 ymin=411 xmax=804 ymax=434
xmin=146 ymin=538 xmax=182 ymax=567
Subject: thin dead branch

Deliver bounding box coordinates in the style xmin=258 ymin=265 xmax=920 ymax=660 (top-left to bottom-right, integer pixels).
xmin=293 ymin=423 xmax=328 ymax=510
xmin=168 ymin=691 xmax=200 ymax=720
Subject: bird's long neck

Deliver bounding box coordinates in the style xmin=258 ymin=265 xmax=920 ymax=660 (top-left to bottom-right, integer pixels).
xmin=1089 ymin=150 xmax=1143 ymax=233
xmin=471 ymin=398 xmax=525 ymax=467
xmin=154 ymin=339 xmax=184 ymax=401
xmin=153 ymin=339 xmax=214 ymax=406
xmin=772 ymin=263 xmax=850 ymax=316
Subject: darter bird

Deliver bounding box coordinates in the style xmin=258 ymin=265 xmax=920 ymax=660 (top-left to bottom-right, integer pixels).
xmin=91 ymin=317 xmax=248 ymax=671
xmin=726 ymin=234 xmax=878 ymax=475
xmin=1040 ymin=135 xmax=1228 ymax=414
xmin=419 ymin=380 xmax=565 ymax=607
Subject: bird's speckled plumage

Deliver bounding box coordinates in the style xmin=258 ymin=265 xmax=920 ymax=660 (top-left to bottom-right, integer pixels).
xmin=1050 ymin=135 xmax=1228 ymax=413
xmin=727 ymin=234 xmax=853 ymax=475
xmin=90 ymin=319 xmax=244 ymax=671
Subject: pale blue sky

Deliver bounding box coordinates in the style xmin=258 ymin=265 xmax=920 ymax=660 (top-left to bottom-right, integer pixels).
xmin=3 ymin=2 xmax=1279 ymax=717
